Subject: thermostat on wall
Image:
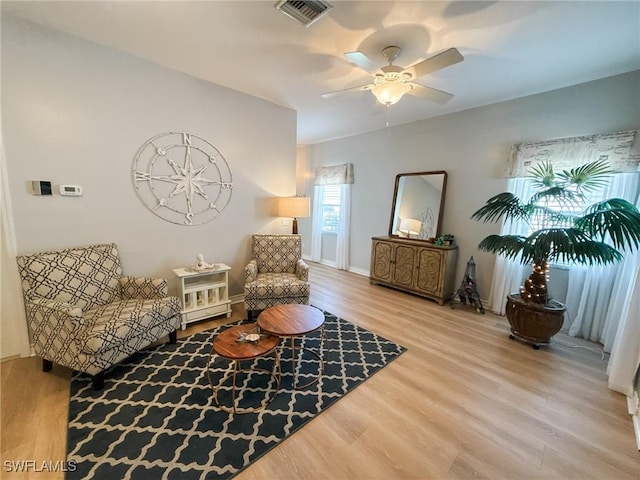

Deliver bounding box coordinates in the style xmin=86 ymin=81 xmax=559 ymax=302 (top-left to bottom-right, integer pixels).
xmin=59 ymin=185 xmax=82 ymax=196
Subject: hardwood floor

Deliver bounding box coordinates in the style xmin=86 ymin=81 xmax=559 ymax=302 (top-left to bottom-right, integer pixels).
xmin=1 ymin=262 xmax=638 ymax=479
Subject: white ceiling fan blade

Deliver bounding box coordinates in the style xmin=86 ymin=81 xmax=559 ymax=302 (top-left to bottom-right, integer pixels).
xmin=407 ymin=84 xmax=455 ymax=105
xmin=404 ymin=48 xmax=464 ymax=79
xmin=344 ymin=51 xmax=380 ymax=75
xmin=321 ymin=84 xmax=373 ymax=99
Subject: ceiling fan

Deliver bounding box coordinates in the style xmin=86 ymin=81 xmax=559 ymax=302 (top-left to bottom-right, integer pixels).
xmin=322 ymin=46 xmax=464 ymax=107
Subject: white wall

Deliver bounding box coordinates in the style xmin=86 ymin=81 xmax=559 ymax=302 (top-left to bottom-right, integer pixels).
xmin=299 ymin=71 xmax=640 ymax=299
xmin=1 ymin=15 xmax=297 ymax=359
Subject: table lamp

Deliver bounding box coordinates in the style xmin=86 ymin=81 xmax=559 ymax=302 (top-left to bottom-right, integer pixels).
xmin=278 ymin=197 xmax=310 ymax=234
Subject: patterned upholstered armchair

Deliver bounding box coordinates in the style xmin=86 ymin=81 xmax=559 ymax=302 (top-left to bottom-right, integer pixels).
xmin=244 ymin=234 xmax=310 ymax=320
xmin=16 ymin=243 xmax=181 ymax=389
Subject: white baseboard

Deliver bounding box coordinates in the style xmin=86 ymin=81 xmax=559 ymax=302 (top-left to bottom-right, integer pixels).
xmin=318 ymin=259 xmax=336 ymax=268
xmin=627 ymin=393 xmax=640 ymax=450
xmin=0 ymin=353 xmax=21 ymax=363
xmin=230 ymin=293 xmax=244 ymax=305
xmin=627 ymin=391 xmax=639 ymax=415
xmin=303 ymin=257 xmax=338 ymax=268
xmin=348 ymin=266 xmax=369 ymax=277
xmin=301 ymin=255 xmax=370 ymax=277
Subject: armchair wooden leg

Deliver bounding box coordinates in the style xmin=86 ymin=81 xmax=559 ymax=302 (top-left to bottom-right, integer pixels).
xmin=42 ymin=359 xmax=52 ymax=372
xmin=92 ymin=372 xmax=105 ymax=390
xmin=169 ymin=330 xmax=177 ymax=344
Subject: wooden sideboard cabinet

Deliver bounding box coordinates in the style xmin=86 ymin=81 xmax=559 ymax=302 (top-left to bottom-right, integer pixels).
xmin=369 ymin=236 xmax=458 ymax=305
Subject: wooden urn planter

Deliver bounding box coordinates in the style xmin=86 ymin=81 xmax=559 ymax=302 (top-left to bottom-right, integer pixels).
xmin=505 ymin=294 xmax=566 ymax=349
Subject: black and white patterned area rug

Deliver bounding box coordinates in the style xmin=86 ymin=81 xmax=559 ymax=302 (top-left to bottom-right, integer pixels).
xmin=66 ymin=309 xmax=406 ymax=479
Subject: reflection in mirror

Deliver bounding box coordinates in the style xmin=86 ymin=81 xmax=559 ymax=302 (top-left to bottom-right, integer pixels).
xmin=389 ymin=171 xmax=447 ymax=241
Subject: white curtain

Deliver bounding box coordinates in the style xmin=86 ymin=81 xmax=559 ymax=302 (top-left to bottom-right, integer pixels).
xmin=565 ymin=265 xmax=617 ymax=341
xmin=606 ymin=255 xmax=640 ymax=396
xmin=310 ymin=185 xmax=323 ymax=263
xmin=605 ymin=172 xmax=640 ymax=397
xmin=564 ymin=173 xmax=640 ymax=348
xmin=487 ymin=177 xmax=531 ymax=314
xmin=336 ymin=184 xmax=351 ymax=270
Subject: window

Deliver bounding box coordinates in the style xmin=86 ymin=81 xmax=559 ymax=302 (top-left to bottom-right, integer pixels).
xmin=527 ymin=184 xmax=605 ymax=234
xmin=528 ymin=195 xmax=584 ymax=233
xmin=525 ymin=180 xmax=607 ymax=267
xmin=321 ymin=185 xmax=341 ymax=234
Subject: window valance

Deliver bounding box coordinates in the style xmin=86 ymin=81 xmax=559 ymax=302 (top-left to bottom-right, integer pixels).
xmin=314 ymin=163 xmax=354 ymax=185
xmin=504 ymin=130 xmax=639 ymax=178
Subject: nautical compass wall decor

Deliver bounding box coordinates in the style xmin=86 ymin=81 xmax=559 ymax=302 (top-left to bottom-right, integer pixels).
xmin=132 ymin=132 xmax=233 ymax=226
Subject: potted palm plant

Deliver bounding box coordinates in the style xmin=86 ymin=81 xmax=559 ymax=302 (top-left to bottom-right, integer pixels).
xmin=472 ymin=159 xmax=640 ymax=348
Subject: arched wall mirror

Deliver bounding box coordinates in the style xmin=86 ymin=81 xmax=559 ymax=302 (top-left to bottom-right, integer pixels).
xmin=389 ymin=171 xmax=448 ymax=241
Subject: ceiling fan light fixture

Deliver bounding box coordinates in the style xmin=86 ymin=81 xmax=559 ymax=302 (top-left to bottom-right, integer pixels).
xmin=324 ymin=45 xmax=462 ymax=106
xmin=372 ymin=81 xmax=413 ymax=106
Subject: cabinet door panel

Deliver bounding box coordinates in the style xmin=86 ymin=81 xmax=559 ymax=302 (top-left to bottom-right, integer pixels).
xmin=372 ymin=241 xmax=393 ymax=281
xmin=416 ymin=249 xmax=443 ymax=294
xmin=393 ymin=245 xmax=416 ymax=287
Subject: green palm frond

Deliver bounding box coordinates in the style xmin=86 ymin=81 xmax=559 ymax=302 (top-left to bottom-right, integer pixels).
xmin=582 ymin=197 xmax=639 ymax=214
xmin=529 ymin=185 xmax=585 ymax=206
xmin=473 ymin=159 xmax=639 ymax=275
xmin=471 ymin=192 xmax=531 ymax=224
xmin=528 ymin=160 xmax=555 ymax=189
xmin=576 ymin=199 xmax=640 ymax=250
xmin=531 ymin=208 xmax=575 ymax=227
xmin=557 ymin=159 xmax=612 ymax=193
xmin=478 ymin=234 xmax=527 ymax=260
xmin=524 ymin=228 xmax=623 ymax=265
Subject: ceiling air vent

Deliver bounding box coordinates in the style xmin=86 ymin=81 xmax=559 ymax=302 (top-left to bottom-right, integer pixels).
xmin=274 ymin=0 xmax=333 ymax=27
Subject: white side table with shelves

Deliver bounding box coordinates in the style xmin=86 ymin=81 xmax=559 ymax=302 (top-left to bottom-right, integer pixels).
xmin=173 ymin=264 xmax=232 ymax=330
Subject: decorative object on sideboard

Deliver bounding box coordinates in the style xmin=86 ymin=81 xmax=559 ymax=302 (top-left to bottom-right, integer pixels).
xmin=389 ymin=171 xmax=447 ymax=242
xmin=418 ymin=207 xmax=435 ymax=239
xmin=434 ymin=233 xmax=455 ymax=246
xmin=193 ymin=253 xmax=216 ymax=271
xmin=132 ymin=132 xmax=233 ymax=226
xmin=277 ymin=196 xmax=310 ymax=234
xmin=472 ymin=159 xmax=640 ymax=348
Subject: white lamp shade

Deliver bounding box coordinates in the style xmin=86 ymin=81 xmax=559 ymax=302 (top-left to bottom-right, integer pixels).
xmin=399 ymin=218 xmax=422 ymax=236
xmin=372 ymin=81 xmax=413 ymax=106
xmin=277 ymin=197 xmax=310 ymax=218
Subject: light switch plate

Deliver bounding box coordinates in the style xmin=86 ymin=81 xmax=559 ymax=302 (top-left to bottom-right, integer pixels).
xmin=31 ymin=180 xmax=52 ymax=195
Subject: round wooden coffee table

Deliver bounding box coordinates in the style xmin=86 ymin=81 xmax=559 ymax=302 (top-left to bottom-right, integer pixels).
xmin=208 ymin=323 xmax=280 ymax=414
xmin=257 ymin=304 xmax=326 ymax=389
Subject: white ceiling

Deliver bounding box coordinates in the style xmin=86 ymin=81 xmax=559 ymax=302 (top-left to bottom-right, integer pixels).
xmin=3 ymin=1 xmax=639 ymax=145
